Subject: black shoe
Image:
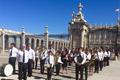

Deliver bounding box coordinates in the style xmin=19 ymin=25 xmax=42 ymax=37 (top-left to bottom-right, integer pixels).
xmin=28 ymin=75 xmax=32 ymax=77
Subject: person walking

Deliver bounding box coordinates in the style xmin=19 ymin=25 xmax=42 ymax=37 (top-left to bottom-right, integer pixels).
xmin=27 ymin=44 xmax=35 ymax=77
xmin=74 ymin=48 xmax=86 ymax=80
xmin=8 ymin=43 xmax=18 ymax=74
xmin=39 ymin=47 xmax=48 ymax=74
xmin=46 ymin=51 xmax=54 ymax=80
xmin=17 ymin=45 xmax=29 ymax=80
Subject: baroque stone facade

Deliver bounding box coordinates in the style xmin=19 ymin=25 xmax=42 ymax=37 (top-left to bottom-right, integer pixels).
xmin=89 ymin=26 xmax=120 ymax=51
xmin=69 ymin=3 xmax=120 ymax=50
xmin=69 ymin=3 xmax=89 ymax=49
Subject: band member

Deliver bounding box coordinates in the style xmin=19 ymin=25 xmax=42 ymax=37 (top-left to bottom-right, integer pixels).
xmin=74 ymin=48 xmax=86 ymax=80
xmin=99 ymin=49 xmax=104 ymax=71
xmin=106 ymin=49 xmax=111 ymax=66
xmin=17 ymin=45 xmax=29 ymax=80
xmin=48 ymin=44 xmax=56 ymax=72
xmin=61 ymin=49 xmax=68 ymax=74
xmin=54 ymin=51 xmax=62 ymax=76
xmin=27 ymin=44 xmax=35 ymax=77
xmin=94 ymin=49 xmax=100 ymax=73
xmin=85 ymin=48 xmax=91 ymax=80
xmin=103 ymin=49 xmax=108 ymax=67
xmin=8 ymin=43 xmax=18 ymax=74
xmin=34 ymin=47 xmax=39 ymax=69
xmin=49 ymin=44 xmax=56 ymax=55
xmin=89 ymin=49 xmax=95 ymax=76
xmin=46 ymin=51 xmax=54 ymax=80
xmin=39 ymin=47 xmax=48 ymax=74
xmin=68 ymin=50 xmax=74 ymax=66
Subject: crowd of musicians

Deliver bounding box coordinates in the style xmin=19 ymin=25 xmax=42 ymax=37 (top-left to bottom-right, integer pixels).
xmin=8 ymin=43 xmax=112 ymax=80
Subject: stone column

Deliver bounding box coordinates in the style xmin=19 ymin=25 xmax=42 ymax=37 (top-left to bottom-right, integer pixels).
xmin=34 ymin=39 xmax=37 ymax=49
xmin=16 ymin=36 xmax=21 ymax=48
xmin=8 ymin=36 xmax=11 ymax=48
xmin=81 ymin=29 xmax=84 ymax=47
xmin=1 ymin=29 xmax=5 ymax=53
xmin=21 ymin=27 xmax=25 ymax=45
xmin=39 ymin=39 xmax=41 ymax=47
xmin=13 ymin=36 xmax=16 ymax=45
xmin=70 ymin=34 xmax=72 ymax=49
xmin=55 ymin=42 xmax=58 ymax=50
xmin=44 ymin=26 xmax=49 ymax=50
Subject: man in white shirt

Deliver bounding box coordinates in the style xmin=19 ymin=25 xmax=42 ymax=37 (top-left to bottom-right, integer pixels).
xmin=74 ymin=48 xmax=86 ymax=80
xmin=17 ymin=45 xmax=29 ymax=80
xmin=27 ymin=44 xmax=35 ymax=77
xmin=106 ymin=49 xmax=111 ymax=66
xmin=46 ymin=51 xmax=54 ymax=80
xmin=94 ymin=49 xmax=100 ymax=73
xmin=85 ymin=49 xmax=91 ymax=80
xmin=103 ymin=50 xmax=108 ymax=67
xmin=98 ymin=49 xmax=104 ymax=71
xmin=34 ymin=47 xmax=39 ymax=69
xmin=40 ymin=47 xmax=48 ymax=74
xmin=8 ymin=43 xmax=18 ymax=74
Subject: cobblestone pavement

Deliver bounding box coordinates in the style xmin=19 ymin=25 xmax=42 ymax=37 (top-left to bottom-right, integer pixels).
xmin=88 ymin=60 xmax=120 ymax=80
xmin=0 ymin=53 xmax=120 ymax=80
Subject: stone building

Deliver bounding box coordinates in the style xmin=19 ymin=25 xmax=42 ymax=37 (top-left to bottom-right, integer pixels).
xmin=69 ymin=3 xmax=89 ymax=49
xmin=69 ymin=2 xmax=120 ymax=50
xmin=89 ymin=26 xmax=120 ymax=50
xmin=0 ymin=27 xmax=69 ymax=53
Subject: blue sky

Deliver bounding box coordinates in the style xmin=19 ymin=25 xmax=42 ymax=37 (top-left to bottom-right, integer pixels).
xmin=0 ymin=0 xmax=120 ymax=34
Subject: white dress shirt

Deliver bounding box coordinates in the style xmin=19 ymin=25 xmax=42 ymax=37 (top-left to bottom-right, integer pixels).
xmin=104 ymin=51 xmax=108 ymax=57
xmin=28 ymin=48 xmax=35 ymax=61
xmin=40 ymin=50 xmax=48 ymax=60
xmin=9 ymin=47 xmax=18 ymax=57
xmin=98 ymin=51 xmax=104 ymax=61
xmin=45 ymin=55 xmax=54 ymax=67
xmin=35 ymin=50 xmax=39 ymax=58
xmin=87 ymin=52 xmax=91 ymax=60
xmin=74 ymin=51 xmax=86 ymax=65
xmin=107 ymin=51 xmax=111 ymax=57
xmin=95 ymin=52 xmax=99 ymax=60
xmin=17 ymin=50 xmax=29 ymax=63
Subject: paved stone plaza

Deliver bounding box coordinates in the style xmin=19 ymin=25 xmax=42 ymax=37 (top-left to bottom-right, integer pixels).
xmin=0 ymin=53 xmax=120 ymax=80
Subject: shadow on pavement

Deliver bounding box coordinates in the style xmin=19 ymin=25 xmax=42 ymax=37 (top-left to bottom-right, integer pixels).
xmin=33 ymin=75 xmax=46 ymax=80
xmin=59 ymin=75 xmax=75 ymax=79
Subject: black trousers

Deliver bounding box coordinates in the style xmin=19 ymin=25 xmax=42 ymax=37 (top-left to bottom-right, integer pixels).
xmin=35 ymin=58 xmax=38 ymax=69
xmin=106 ymin=57 xmax=110 ymax=66
xmin=55 ymin=63 xmax=61 ymax=75
xmin=99 ymin=61 xmax=103 ymax=71
xmin=40 ymin=59 xmax=45 ymax=74
xmin=47 ymin=67 xmax=53 ymax=80
xmin=18 ymin=62 xmax=28 ymax=80
xmin=9 ymin=57 xmax=16 ymax=74
xmin=75 ymin=64 xmax=84 ymax=80
xmin=28 ymin=59 xmax=33 ymax=77
xmin=103 ymin=57 xmax=107 ymax=67
xmin=94 ymin=59 xmax=99 ymax=73
xmin=84 ymin=63 xmax=89 ymax=80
